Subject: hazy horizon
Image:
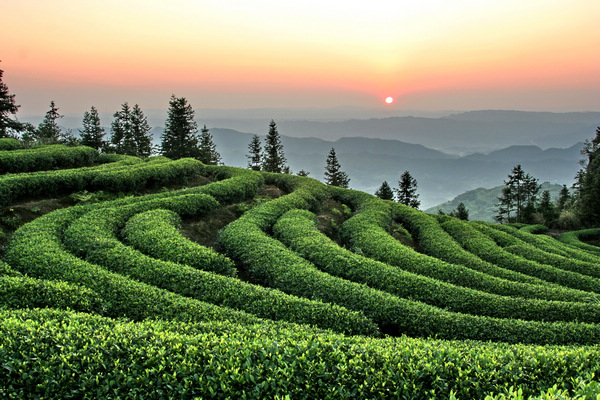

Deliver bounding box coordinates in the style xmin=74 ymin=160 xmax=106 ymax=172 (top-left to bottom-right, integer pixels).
xmin=2 ymin=1 xmax=599 ymax=117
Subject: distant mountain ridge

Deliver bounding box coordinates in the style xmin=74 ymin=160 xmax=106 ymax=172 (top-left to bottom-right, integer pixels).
xmin=204 ymin=127 xmax=583 ymax=209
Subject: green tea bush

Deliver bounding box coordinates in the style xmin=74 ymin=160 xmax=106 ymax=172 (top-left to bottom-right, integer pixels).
xmin=3 ymin=308 xmax=600 ymax=399
xmin=123 ymin=209 xmax=237 ymax=276
xmin=62 ymin=204 xmax=376 ymax=336
xmin=274 ymin=208 xmax=600 ymax=324
xmin=0 ymin=138 xmax=22 ymax=151
xmin=336 ymin=192 xmax=596 ymax=304
xmin=0 ymin=144 xmax=98 ymax=174
xmin=558 ymin=228 xmax=600 ymax=257
xmin=441 ymin=218 xmax=600 ymax=294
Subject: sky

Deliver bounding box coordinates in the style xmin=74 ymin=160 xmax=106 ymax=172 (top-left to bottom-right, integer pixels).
xmin=2 ymin=0 xmax=600 ymax=117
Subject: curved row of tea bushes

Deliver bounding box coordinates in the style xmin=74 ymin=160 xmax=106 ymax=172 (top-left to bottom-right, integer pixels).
xmin=0 ymin=274 xmax=104 ymax=313
xmin=334 ymin=190 xmax=597 ymax=304
xmin=3 ymin=204 xmax=262 ymax=326
xmin=488 ymin=223 xmax=600 ymax=264
xmin=273 ymin=209 xmax=600 ymax=324
xmin=0 ymin=260 xmax=20 ymax=277
xmin=0 ymin=144 xmax=98 ymax=174
xmin=123 ymin=209 xmax=236 ymax=276
xmin=62 ymin=204 xmax=377 ymax=336
xmin=558 ymin=228 xmax=600 ymax=257
xmin=0 ymin=138 xmax=22 ymax=151
xmin=0 ymin=157 xmax=202 ymax=206
xmin=441 ymin=218 xmax=600 ymax=294
xmin=392 ymin=202 xmax=545 ymax=284
xmin=471 ymin=221 xmax=600 ymax=280
xmin=219 ymin=180 xmax=600 ymax=344
xmin=390 ymin=202 xmax=596 ymax=303
xmin=3 ymin=308 xmax=600 ymax=399
xmin=89 ymin=157 xmax=203 ymax=193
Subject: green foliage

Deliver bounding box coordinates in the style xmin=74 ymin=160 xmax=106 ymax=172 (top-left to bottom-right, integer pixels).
xmin=0 ymin=144 xmax=98 ymax=174
xmin=0 ymin=69 xmax=24 ymax=138
xmin=262 ymin=120 xmax=289 ymax=173
xmin=160 ymin=95 xmax=201 ymax=159
xmin=576 ymin=127 xmax=600 ymax=226
xmin=323 ymin=147 xmax=350 ymax=188
xmin=395 ymin=170 xmax=420 ymax=208
xmin=557 ymin=228 xmax=600 ymax=257
xmin=0 ymin=138 xmax=22 ymax=150
xmin=495 ymin=164 xmax=541 ymax=223
xmin=197 ymin=125 xmax=221 ymax=165
xmin=79 ymin=106 xmax=105 ymax=150
xmin=374 ymin=180 xmax=394 ymax=200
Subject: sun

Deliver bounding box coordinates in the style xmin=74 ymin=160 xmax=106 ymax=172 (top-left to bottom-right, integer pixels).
xmin=385 ymin=96 xmax=394 ymax=104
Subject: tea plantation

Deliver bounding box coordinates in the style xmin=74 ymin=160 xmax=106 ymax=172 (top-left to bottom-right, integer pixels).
xmin=2 ymin=145 xmax=600 ymax=399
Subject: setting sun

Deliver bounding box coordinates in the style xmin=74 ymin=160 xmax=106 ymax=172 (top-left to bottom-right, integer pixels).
xmin=385 ymin=96 xmax=394 ymax=104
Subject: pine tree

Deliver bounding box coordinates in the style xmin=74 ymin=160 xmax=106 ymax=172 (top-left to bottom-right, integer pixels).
xmin=36 ymin=101 xmax=63 ymax=144
xmin=79 ymin=106 xmax=105 ymax=150
xmin=198 ymin=125 xmax=221 ymax=165
xmin=0 ymin=69 xmax=24 ymax=138
xmin=395 ymin=171 xmax=420 ymax=209
xmin=130 ymin=104 xmax=152 ymax=157
xmin=374 ymin=181 xmax=394 ymax=201
xmin=263 ymin=120 xmax=288 ymax=173
xmin=576 ymin=127 xmax=600 ymax=226
xmin=297 ymin=170 xmax=310 ymax=177
xmin=556 ymin=184 xmax=572 ymax=211
xmin=537 ymin=190 xmax=558 ymax=227
xmin=160 ymin=95 xmax=200 ymax=160
xmin=110 ymin=103 xmax=134 ymax=155
xmin=494 ymin=165 xmax=540 ymax=223
xmin=451 ymin=202 xmax=469 ymax=221
xmin=247 ymin=134 xmax=263 ymax=171
xmin=324 ymin=148 xmax=350 ymax=188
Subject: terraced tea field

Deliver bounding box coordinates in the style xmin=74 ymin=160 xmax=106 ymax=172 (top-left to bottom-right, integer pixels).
xmin=2 ymin=143 xmax=600 ymax=399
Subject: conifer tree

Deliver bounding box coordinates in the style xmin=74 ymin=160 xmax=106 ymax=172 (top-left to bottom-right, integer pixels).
xmin=263 ymin=120 xmax=288 ymax=173
xmin=449 ymin=202 xmax=469 ymax=220
xmin=297 ymin=169 xmax=310 ymax=177
xmin=198 ymin=125 xmax=221 ymax=165
xmin=79 ymin=106 xmax=105 ymax=150
xmin=494 ymin=165 xmax=540 ymax=223
xmin=556 ymin=184 xmax=572 ymax=211
xmin=160 ymin=95 xmax=200 ymax=159
xmin=575 ymin=127 xmax=600 ymax=226
xmin=0 ymin=69 xmax=24 ymax=138
xmin=247 ymin=134 xmax=263 ymax=171
xmin=374 ymin=181 xmax=394 ymax=201
xmin=537 ymin=190 xmax=558 ymax=226
xmin=130 ymin=104 xmax=152 ymax=157
xmin=324 ymin=147 xmax=350 ymax=188
xmin=110 ymin=102 xmax=134 ymax=155
xmin=36 ymin=101 xmax=63 ymax=144
xmin=395 ymin=171 xmax=420 ymax=209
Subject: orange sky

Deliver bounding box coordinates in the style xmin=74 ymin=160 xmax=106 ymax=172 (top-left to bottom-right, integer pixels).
xmin=2 ymin=0 xmax=599 ymax=115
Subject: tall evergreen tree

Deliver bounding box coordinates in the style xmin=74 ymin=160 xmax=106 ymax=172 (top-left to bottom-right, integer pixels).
xmin=576 ymin=127 xmax=600 ymax=226
xmin=262 ymin=120 xmax=288 ymax=173
xmin=324 ymin=148 xmax=350 ymax=188
xmin=79 ymin=106 xmax=105 ymax=150
xmin=537 ymin=190 xmax=558 ymax=227
xmin=110 ymin=103 xmax=134 ymax=155
xmin=247 ymin=134 xmax=263 ymax=171
xmin=451 ymin=202 xmax=470 ymax=221
xmin=130 ymin=104 xmax=152 ymax=157
xmin=374 ymin=181 xmax=394 ymax=201
xmin=160 ymin=95 xmax=200 ymax=159
xmin=494 ymin=165 xmax=540 ymax=223
xmin=395 ymin=171 xmax=420 ymax=209
xmin=556 ymin=184 xmax=572 ymax=211
xmin=36 ymin=101 xmax=63 ymax=144
xmin=0 ymin=69 xmax=24 ymax=138
xmin=198 ymin=125 xmax=221 ymax=165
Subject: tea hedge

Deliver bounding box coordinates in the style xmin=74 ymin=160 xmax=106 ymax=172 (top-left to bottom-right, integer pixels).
xmin=3 ymin=308 xmax=600 ymax=399
xmin=441 ymin=218 xmax=600 ymax=294
xmin=274 ymin=208 xmax=600 ymax=324
xmin=0 ymin=138 xmax=22 ymax=151
xmin=472 ymin=221 xmax=600 ymax=279
xmin=62 ymin=205 xmax=376 ymax=336
xmin=123 ymin=209 xmax=237 ymax=276
xmin=335 ymin=191 xmax=597 ymax=304
xmin=558 ymin=228 xmax=600 ymax=256
xmin=0 ymin=144 xmax=98 ymax=173
xmin=3 ymin=205 xmax=262 ymax=326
